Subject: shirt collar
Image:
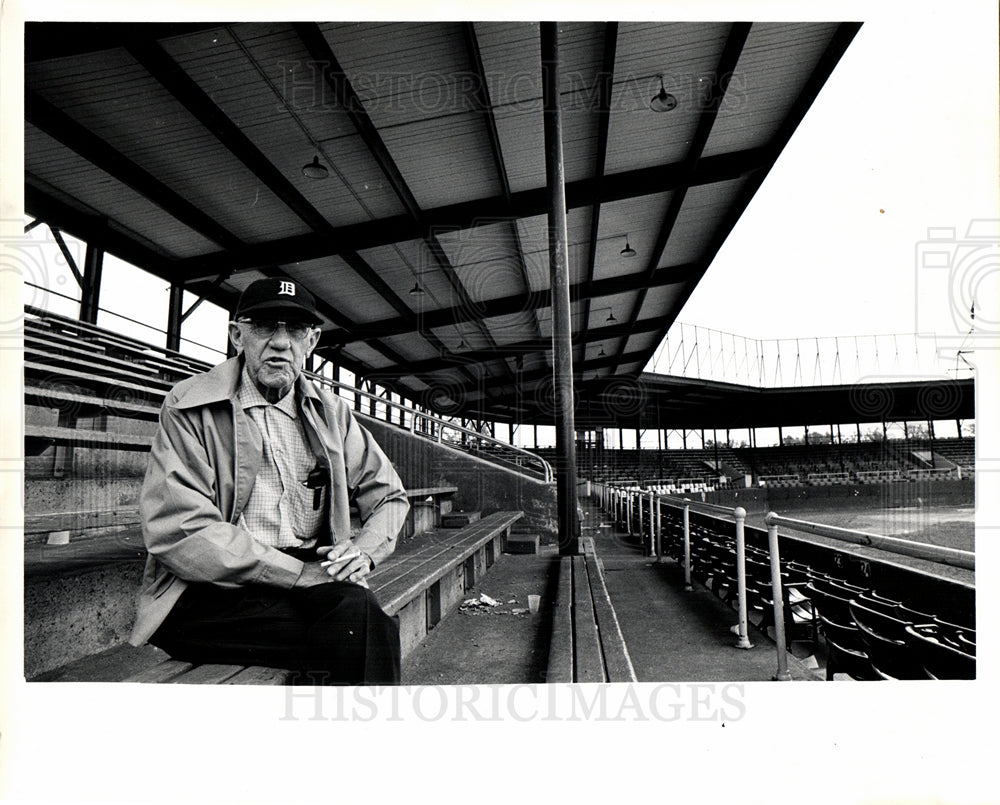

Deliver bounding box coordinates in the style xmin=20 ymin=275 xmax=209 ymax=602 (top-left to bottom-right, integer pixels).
xmin=237 ymin=366 xmax=298 ymax=419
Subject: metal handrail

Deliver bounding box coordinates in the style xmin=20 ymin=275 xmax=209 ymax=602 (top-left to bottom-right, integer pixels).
xmin=596 ymin=481 xmax=790 ymax=680
xmin=763 ymin=512 xmax=975 ymax=571
xmin=308 ymin=372 xmax=554 ymax=484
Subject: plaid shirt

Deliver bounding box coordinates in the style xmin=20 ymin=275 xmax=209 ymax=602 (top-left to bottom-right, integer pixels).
xmin=236 ymin=368 xmax=325 ymax=549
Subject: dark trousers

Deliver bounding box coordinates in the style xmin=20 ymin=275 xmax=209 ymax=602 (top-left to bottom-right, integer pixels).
xmin=149 ymin=580 xmax=400 ymax=686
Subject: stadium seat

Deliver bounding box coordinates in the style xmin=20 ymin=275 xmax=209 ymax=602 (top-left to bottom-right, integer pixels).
xmin=904 ymin=624 xmax=975 ymax=680
xmin=849 ymin=601 xmax=922 ymax=680
xmin=820 ymin=614 xmax=877 ymax=681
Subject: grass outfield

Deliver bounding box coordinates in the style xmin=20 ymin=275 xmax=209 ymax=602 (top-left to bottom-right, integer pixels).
xmin=738 ymin=503 xmax=976 ymax=585
xmin=788 ymin=506 xmax=975 ymax=553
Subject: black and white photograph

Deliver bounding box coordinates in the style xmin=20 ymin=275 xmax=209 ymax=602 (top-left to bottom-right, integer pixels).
xmin=1 ymin=2 xmax=997 ymax=803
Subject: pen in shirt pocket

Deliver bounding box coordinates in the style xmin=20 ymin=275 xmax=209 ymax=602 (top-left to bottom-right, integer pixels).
xmin=303 ymin=465 xmax=329 ymax=510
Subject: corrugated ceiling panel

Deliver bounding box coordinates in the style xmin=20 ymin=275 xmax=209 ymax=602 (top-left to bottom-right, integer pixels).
xmin=516 ymin=215 xmax=551 ymax=291
xmin=27 ymin=49 xmax=310 ymax=245
xmin=26 ymin=127 xmax=218 ymax=259
xmin=429 ymin=324 xmax=486 ymax=353
xmin=315 ymin=23 xmax=500 ymax=208
xmin=623 ymin=331 xmax=661 ymax=356
xmin=660 ymin=176 xmax=748 ymax=266
xmin=560 ymin=95 xmax=599 ymax=184
xmin=355 ymin=240 xmax=453 ymax=311
xmin=585 ymin=290 xmax=640 ymax=332
xmin=605 ymin=22 xmax=730 ymax=174
xmin=492 ymin=106 xmax=545 ymax=193
xmin=633 ymin=283 xmax=687 ymax=325
xmin=343 ymin=341 xmax=393 ymax=369
xmin=293 ymin=254 xmax=402 ymax=323
xmin=593 ymin=191 xmax=673 ymax=281
xmin=161 ymin=25 xmax=405 ymax=226
xmin=381 ymin=113 xmax=499 ymax=208
xmin=380 ymin=333 xmax=444 ymax=363
xmin=483 ymin=311 xmax=538 ymax=348
xmin=474 ymin=22 xmax=541 ymax=107
xmin=703 ymin=23 xmax=838 ymax=158
xmin=318 ymin=22 xmax=473 ymax=127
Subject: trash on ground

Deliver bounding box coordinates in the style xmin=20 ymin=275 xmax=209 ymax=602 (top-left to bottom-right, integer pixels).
xmin=511 ymin=608 xmax=529 ymax=615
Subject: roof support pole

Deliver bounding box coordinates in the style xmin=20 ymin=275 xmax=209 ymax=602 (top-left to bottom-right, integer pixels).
xmin=79 ymin=234 xmax=104 ymax=325
xmin=167 ymin=282 xmax=184 ymax=353
xmin=542 ymin=22 xmax=580 ymax=556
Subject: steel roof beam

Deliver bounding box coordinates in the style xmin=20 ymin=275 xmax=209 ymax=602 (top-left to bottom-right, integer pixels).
xmin=26 ymin=88 xmax=246 ymax=252
xmin=610 ymin=22 xmax=751 ymax=373
xmin=578 ymin=22 xmax=619 ymax=367
xmin=463 ymin=22 xmax=544 ymax=346
xmin=321 ymin=260 xmax=700 ymax=347
xmin=174 ymin=146 xmax=767 ymax=281
xmin=293 ymin=22 xmax=512 ymax=388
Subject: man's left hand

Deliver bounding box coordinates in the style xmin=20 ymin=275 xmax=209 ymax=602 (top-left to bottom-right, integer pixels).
xmin=316 ymin=542 xmax=372 ymax=585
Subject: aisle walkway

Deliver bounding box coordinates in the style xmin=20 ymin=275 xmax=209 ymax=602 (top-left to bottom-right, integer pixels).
xmin=581 ymin=502 xmax=822 ymax=682
xmin=403 ymin=500 xmax=821 ymax=684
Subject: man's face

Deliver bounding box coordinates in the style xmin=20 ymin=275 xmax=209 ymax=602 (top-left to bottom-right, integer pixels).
xmin=228 ymin=317 xmax=320 ymax=401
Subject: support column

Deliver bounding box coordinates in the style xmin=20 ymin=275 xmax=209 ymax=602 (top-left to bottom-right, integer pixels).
xmin=542 ymin=21 xmax=580 ymax=556
xmin=167 ymin=282 xmax=184 ymax=353
xmin=79 ymin=238 xmax=105 ymax=325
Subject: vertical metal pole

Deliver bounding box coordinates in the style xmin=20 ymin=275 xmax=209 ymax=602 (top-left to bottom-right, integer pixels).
xmin=79 ymin=238 xmax=105 ymax=324
xmin=542 ymin=21 xmax=580 ymax=556
xmin=733 ymin=507 xmax=753 ymax=649
xmin=626 ymin=491 xmax=632 ymax=535
xmin=167 ymin=282 xmax=184 ymax=352
xmin=654 ymin=492 xmax=662 ymax=560
xmin=638 ymin=489 xmax=644 ymax=543
xmin=765 ymin=513 xmax=792 ymax=680
xmin=683 ymin=503 xmax=692 ymax=590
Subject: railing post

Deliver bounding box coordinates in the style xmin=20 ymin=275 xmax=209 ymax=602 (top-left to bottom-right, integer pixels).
xmin=638 ymin=490 xmax=644 ymax=544
xmin=765 ymin=512 xmax=792 ymax=681
xmin=647 ymin=490 xmax=655 ymax=558
xmin=626 ymin=491 xmax=632 ymax=535
xmin=733 ymin=507 xmax=753 ymax=649
xmin=654 ymin=492 xmax=662 ymax=560
xmin=683 ymin=502 xmax=692 ymax=591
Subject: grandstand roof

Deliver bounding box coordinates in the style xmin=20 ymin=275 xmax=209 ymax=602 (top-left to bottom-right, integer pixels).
xmin=555 ymin=373 xmax=975 ymax=431
xmin=25 ymin=21 xmax=861 ymax=424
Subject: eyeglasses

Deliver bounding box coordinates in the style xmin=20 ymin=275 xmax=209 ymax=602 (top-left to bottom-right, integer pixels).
xmin=236 ymin=319 xmax=315 ymax=340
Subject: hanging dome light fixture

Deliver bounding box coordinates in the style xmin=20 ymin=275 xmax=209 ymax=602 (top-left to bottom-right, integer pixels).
xmin=301 ymin=155 xmax=329 ymax=179
xmin=649 ymin=74 xmax=678 ymax=113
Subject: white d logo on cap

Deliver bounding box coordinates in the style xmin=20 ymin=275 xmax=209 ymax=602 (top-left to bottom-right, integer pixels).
xmin=278 ymin=281 xmax=296 ymax=296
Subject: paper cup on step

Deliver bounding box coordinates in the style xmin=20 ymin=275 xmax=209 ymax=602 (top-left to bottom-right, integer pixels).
xmin=528 ymin=594 xmax=541 ymax=614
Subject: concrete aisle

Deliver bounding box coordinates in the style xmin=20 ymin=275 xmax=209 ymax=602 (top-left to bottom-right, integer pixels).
xmin=581 ymin=504 xmax=822 ymax=682
xmin=401 ymin=551 xmax=558 ymax=685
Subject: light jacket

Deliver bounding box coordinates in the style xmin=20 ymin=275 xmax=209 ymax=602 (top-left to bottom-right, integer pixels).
xmin=129 ymin=356 xmax=409 ymax=646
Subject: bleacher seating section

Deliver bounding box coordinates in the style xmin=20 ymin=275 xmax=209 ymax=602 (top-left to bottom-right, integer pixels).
xmin=543 ymin=437 xmax=974 ymax=489
xmin=23 ymin=308 xmax=528 ymax=682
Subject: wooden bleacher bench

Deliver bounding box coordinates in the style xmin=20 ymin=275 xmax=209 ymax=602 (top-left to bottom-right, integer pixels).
xmin=29 ymin=510 xmax=523 ymax=683
xmin=547 ymin=537 xmax=636 ymax=683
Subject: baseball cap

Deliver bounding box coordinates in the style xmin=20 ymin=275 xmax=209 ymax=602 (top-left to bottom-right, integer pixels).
xmin=235 ymin=277 xmax=323 ymax=325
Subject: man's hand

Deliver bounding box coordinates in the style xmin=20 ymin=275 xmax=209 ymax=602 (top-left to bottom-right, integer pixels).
xmin=316 ymin=542 xmax=372 ymax=585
